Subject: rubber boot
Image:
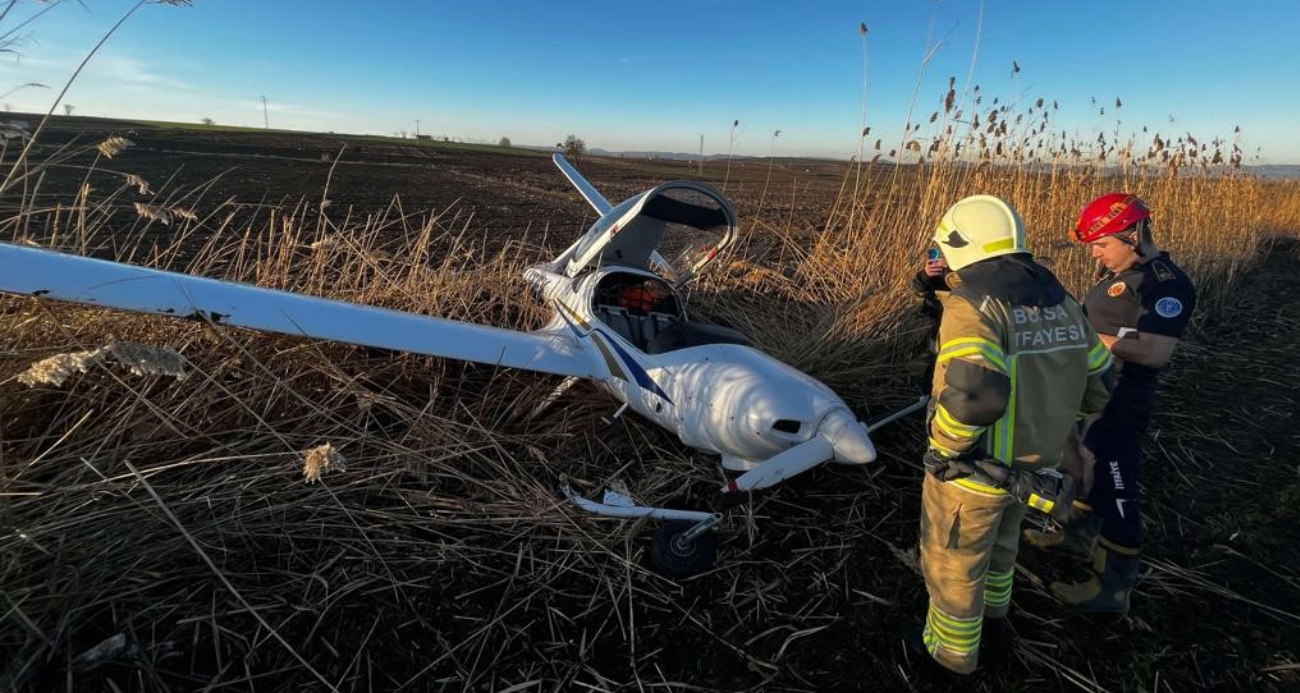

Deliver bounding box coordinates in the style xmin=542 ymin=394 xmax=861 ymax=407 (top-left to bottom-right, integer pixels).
xmin=979 ymin=617 xmax=1014 ymax=667
xmin=1050 ymin=541 xmax=1140 ymax=614
xmin=1023 ymin=508 xmax=1102 ymax=561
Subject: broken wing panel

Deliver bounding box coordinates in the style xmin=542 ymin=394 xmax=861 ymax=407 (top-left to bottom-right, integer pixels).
xmin=0 ymin=244 xmax=602 ymax=379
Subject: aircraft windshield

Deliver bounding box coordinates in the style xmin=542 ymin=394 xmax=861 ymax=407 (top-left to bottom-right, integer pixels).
xmin=566 ymin=181 xmax=736 ymax=284
xmin=644 ymin=187 xmax=730 ymax=282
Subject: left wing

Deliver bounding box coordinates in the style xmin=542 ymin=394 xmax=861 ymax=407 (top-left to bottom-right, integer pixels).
xmin=0 ymin=243 xmax=603 ymax=379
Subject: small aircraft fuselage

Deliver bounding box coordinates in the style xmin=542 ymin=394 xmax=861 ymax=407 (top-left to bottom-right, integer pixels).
xmin=526 ymin=263 xmax=874 ymax=471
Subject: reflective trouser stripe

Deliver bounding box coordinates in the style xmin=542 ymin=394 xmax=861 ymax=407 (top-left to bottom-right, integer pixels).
xmin=924 ymin=603 xmax=982 ymax=655
xmin=953 ymin=477 xmax=1007 ymax=496
xmin=984 ymin=569 xmax=1014 ymax=609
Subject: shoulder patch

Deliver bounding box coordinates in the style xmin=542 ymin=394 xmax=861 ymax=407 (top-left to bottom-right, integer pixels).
xmin=1108 ymin=281 xmax=1127 ymax=298
xmin=1153 ymin=261 xmax=1175 ymax=282
xmin=1155 ymin=296 xmax=1184 ymax=318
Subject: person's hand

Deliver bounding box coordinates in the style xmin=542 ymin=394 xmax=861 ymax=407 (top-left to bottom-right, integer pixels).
xmin=924 ymin=257 xmax=948 ymax=277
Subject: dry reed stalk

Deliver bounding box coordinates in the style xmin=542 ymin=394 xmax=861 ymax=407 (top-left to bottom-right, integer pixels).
xmin=16 ymin=342 xmax=187 ymax=387
xmin=2 ymin=85 xmax=1299 ymax=691
xmin=94 ymin=136 xmax=134 ymax=159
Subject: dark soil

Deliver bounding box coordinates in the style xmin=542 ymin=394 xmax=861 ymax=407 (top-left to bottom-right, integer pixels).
xmin=13 ymin=114 xmax=849 ymax=259
xmin=1 ymin=119 xmax=1296 ymax=692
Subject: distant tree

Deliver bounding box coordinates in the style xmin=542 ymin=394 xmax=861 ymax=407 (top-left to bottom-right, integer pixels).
xmin=201 ymin=117 xmax=214 ymax=126
xmin=3 ymin=103 xmax=10 ymax=112
xmin=498 ymin=136 xmax=511 ymax=147
xmin=63 ymin=104 xmax=74 ymax=116
xmin=398 ymin=130 xmax=407 ymax=139
xmin=560 ymin=134 xmax=587 ymax=163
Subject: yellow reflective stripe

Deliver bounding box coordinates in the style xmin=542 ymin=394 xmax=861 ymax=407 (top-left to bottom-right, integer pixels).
xmin=936 ymin=347 xmax=1009 ymax=374
xmin=985 ymin=569 xmax=1015 ymax=586
xmin=1028 ymin=494 xmax=1055 ymax=514
xmin=928 ymin=619 xmax=980 ymax=638
xmin=994 ymin=357 xmax=1018 ymax=463
xmin=985 ymin=569 xmax=1014 ymax=606
xmin=938 ymin=336 xmax=1007 ymax=359
xmin=923 ymin=625 xmax=939 ymax=654
xmin=929 ymin=604 xmax=981 ymax=630
xmin=1087 ymin=341 xmax=1112 ymax=373
xmin=934 ymin=417 xmax=979 ymax=441
xmin=985 ymin=589 xmax=1012 ymax=607
xmin=934 ymin=406 xmax=984 ymax=441
xmin=953 ymin=477 xmax=1007 ymax=496
xmin=937 ymin=338 xmax=1008 ymax=373
xmin=983 ymin=237 xmax=1015 ymax=253
xmin=926 ymin=604 xmax=982 ymax=653
xmin=936 ymin=405 xmax=982 ymax=435
xmin=928 ymin=438 xmax=963 ymax=458
xmin=927 ymin=615 xmax=981 ymax=646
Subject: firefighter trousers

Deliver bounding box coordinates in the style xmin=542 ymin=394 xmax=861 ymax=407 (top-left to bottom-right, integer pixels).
xmin=919 ymin=472 xmax=1026 ymax=674
xmin=1084 ymin=381 xmax=1155 ymax=551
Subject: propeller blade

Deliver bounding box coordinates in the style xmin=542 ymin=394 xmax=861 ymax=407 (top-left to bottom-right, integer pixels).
xmin=722 ymin=435 xmax=834 ymax=494
xmin=722 ymin=409 xmax=877 ymax=494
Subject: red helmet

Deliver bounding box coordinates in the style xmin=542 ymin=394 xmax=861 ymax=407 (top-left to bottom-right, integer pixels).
xmin=1073 ymin=193 xmax=1150 ymax=244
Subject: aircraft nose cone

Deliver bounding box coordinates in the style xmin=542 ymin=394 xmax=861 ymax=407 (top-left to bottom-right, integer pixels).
xmin=818 ymin=409 xmax=877 ymax=464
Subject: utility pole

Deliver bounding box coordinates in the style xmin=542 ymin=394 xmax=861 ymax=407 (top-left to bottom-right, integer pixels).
xmin=698 ymin=134 xmax=704 ymax=175
xmin=261 ymin=95 xmax=269 ymax=129
xmin=415 ymin=119 xmax=420 ymax=138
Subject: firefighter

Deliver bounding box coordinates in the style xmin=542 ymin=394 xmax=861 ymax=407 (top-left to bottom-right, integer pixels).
xmin=1042 ymin=193 xmax=1196 ymax=614
xmin=904 ymin=195 xmax=1112 ymax=675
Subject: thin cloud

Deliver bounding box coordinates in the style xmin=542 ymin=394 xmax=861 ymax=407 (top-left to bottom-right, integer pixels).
xmin=89 ymin=54 xmax=196 ymax=91
xmin=0 ymin=48 xmax=195 ymax=91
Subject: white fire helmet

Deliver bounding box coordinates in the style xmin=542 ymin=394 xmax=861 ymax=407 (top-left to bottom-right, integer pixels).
xmin=932 ymin=195 xmax=1027 ymax=271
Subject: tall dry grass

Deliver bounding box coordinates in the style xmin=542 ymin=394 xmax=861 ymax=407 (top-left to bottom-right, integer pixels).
xmin=3 ymin=121 xmax=1298 ymax=688
xmin=4 ymin=11 xmax=1300 ymax=691
xmin=705 ymin=84 xmax=1300 ymax=408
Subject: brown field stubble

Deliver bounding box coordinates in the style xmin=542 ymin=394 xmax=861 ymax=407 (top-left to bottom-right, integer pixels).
xmin=2 ymin=117 xmax=1300 ymax=691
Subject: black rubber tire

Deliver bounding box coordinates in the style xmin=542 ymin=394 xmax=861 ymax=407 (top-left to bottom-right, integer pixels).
xmin=651 ymin=522 xmax=718 ymax=578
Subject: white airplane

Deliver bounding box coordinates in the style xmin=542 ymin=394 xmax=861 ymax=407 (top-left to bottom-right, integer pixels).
xmin=0 ymin=154 xmax=924 ymax=575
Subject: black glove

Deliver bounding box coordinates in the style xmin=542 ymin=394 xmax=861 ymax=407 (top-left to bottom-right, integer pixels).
xmin=911 ymin=270 xmax=950 ymax=296
xmin=923 ymin=450 xmax=978 ymax=482
xmin=1009 ymin=469 xmax=1078 ymax=521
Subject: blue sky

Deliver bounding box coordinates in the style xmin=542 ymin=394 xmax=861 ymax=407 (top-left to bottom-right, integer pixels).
xmin=2 ymin=0 xmax=1298 ymax=162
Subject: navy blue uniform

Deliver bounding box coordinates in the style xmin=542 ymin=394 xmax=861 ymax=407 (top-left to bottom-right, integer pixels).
xmin=1081 ymin=252 xmax=1196 ymax=549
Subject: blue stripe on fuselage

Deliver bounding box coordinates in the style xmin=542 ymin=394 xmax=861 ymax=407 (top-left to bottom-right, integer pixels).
xmin=556 ymin=306 xmax=586 ymax=339
xmin=598 ymin=328 xmax=674 ymax=404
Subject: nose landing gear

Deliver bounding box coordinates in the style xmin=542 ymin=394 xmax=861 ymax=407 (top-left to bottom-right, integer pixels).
xmin=561 ymin=478 xmax=722 ymax=577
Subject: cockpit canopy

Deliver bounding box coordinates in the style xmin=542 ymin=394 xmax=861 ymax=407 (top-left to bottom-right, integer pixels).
xmin=565 ymin=181 xmax=736 ymax=286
